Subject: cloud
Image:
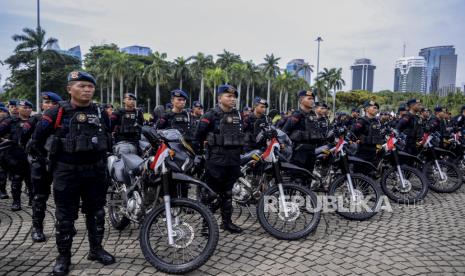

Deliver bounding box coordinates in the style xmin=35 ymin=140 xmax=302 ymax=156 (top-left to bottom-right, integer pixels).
xmin=1 ymin=0 xmax=464 ymax=92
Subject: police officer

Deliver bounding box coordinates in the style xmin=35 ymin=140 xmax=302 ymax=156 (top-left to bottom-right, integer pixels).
xmin=8 ymin=100 xmax=19 ymax=117
xmin=242 ymin=106 xmax=252 ymax=118
xmin=0 ymin=105 xmax=10 ymax=199
xmin=352 ymin=100 xmax=384 ymax=172
xmin=282 ymin=89 xmax=324 ymax=174
xmin=347 ymin=107 xmax=361 ymax=127
xmin=195 ymin=84 xmax=244 ymax=233
xmin=0 ymin=99 xmax=33 ymax=210
xmin=191 ymin=101 xmax=204 ymax=128
xmin=312 ymin=102 xmax=331 ymax=148
xmin=427 ymin=106 xmax=448 ymax=140
xmin=111 ymin=93 xmax=144 ymax=145
xmin=243 ymin=97 xmax=269 ymax=151
xmin=30 ymin=71 xmax=115 ymax=275
xmin=452 ymin=105 xmax=465 ymax=130
xmin=157 ymin=89 xmax=195 ymax=142
xmin=396 ymin=99 xmax=424 ymax=156
xmin=26 ymin=92 xmax=63 ymax=242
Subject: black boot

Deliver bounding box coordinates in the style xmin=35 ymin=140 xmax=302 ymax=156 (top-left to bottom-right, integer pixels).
xmin=86 ymin=209 xmax=115 ymax=265
xmin=52 ymin=221 xmax=75 ymax=276
xmin=0 ymin=180 xmax=8 ymax=199
xmin=10 ymin=175 xmax=22 ymax=211
xmin=221 ymin=196 xmax=242 ymax=234
xmin=0 ymin=169 xmax=8 ymax=199
xmin=31 ymin=194 xmax=48 ymax=242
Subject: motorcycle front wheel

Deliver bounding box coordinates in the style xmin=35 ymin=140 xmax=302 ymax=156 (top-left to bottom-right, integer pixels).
xmin=139 ymin=198 xmax=219 ymax=274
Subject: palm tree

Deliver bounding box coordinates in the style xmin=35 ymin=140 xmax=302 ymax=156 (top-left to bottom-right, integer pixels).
xmin=111 ymin=52 xmax=130 ymax=106
xmin=317 ymin=68 xmax=333 ymax=103
xmin=229 ymin=62 xmax=248 ymax=109
xmin=144 ymin=51 xmax=169 ymax=106
xmin=190 ymin=52 xmax=214 ymax=105
xmin=12 ymin=27 xmax=57 ymax=111
xmin=313 ymin=77 xmax=329 ymax=103
xmin=327 ymin=68 xmax=345 ymax=113
xmin=129 ymin=59 xmax=145 ymax=99
xmin=173 ymin=56 xmax=191 ymax=90
xmin=216 ymin=50 xmax=241 ymax=70
xmin=261 ymin=54 xmax=281 ymax=111
xmin=205 ymin=67 xmax=228 ymax=108
xmin=296 ymin=62 xmax=314 ymax=86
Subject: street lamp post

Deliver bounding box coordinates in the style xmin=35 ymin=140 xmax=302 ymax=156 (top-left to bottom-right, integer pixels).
xmin=36 ymin=0 xmax=41 ymax=112
xmin=315 ymin=36 xmax=323 ymax=101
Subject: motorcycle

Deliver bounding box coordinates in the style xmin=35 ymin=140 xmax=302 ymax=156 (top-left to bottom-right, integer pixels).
xmin=417 ymin=132 xmax=463 ymax=193
xmin=106 ymin=127 xmax=219 ymax=274
xmin=233 ymin=127 xmax=321 ymax=240
xmin=314 ymin=127 xmax=381 ymax=221
xmin=376 ymin=129 xmax=428 ymax=204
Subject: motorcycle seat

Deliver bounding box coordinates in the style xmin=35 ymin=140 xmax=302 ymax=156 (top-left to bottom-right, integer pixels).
xmin=122 ymin=154 xmax=144 ymax=173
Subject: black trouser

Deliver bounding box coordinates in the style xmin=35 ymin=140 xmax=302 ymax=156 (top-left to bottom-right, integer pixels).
xmin=0 ymin=165 xmax=7 ymax=194
xmin=3 ymin=147 xmax=31 ymax=204
xmin=52 ymin=160 xmax=108 ymax=256
xmin=203 ymin=163 xmax=241 ymax=222
xmin=354 ymin=144 xmax=378 ymax=175
xmin=291 ymin=143 xmax=317 ymax=174
xmin=30 ymin=158 xmax=53 ymax=229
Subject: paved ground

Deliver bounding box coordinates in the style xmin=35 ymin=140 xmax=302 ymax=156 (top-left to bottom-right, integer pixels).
xmin=1 ymin=184 xmax=465 ymax=276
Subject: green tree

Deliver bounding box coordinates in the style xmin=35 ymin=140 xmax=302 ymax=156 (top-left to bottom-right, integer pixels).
xmin=173 ymin=56 xmax=191 ymax=90
xmin=190 ymin=52 xmax=214 ymax=105
xmin=205 ymin=67 xmax=228 ymax=108
xmin=261 ymin=54 xmax=281 ymax=111
xmin=216 ymin=50 xmax=241 ymax=70
xmin=144 ymin=51 xmax=169 ymax=106
xmin=229 ymin=62 xmax=248 ymax=109
xmin=10 ymin=27 xmax=58 ymax=110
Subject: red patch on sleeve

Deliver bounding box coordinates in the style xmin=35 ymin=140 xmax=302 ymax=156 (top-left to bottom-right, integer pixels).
xmin=355 ymin=123 xmax=363 ymax=129
xmin=42 ymin=115 xmax=53 ymax=123
xmin=201 ymin=118 xmax=210 ymax=124
xmin=291 ymin=116 xmax=299 ymax=122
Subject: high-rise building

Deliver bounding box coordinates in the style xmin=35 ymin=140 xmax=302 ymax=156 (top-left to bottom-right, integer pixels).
xmin=350 ymin=58 xmax=376 ymax=92
xmin=45 ymin=41 xmax=82 ymax=62
xmin=285 ymin=59 xmax=312 ymax=85
xmin=121 ymin=45 xmax=152 ymax=56
xmin=393 ymin=56 xmax=426 ymax=93
xmin=419 ymin=46 xmax=457 ymax=96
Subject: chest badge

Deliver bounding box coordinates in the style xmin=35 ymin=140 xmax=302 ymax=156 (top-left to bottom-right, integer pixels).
xmin=227 ymin=116 xmax=233 ymax=123
xmin=77 ymin=113 xmax=87 ymax=123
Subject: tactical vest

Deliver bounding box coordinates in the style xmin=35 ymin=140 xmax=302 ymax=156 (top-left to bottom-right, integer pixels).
xmin=290 ymin=112 xmax=326 ymax=143
xmin=207 ymin=109 xmax=245 ymax=147
xmin=359 ymin=117 xmax=384 ymax=145
xmin=53 ymin=101 xmax=110 ymax=154
xmin=6 ymin=117 xmax=24 ymax=146
xmin=117 ymin=108 xmax=141 ymax=138
xmin=170 ymin=111 xmax=193 ymax=140
xmin=403 ymin=114 xmax=423 ymax=142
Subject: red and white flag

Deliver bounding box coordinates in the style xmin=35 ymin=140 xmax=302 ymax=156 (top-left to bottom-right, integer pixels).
xmin=149 ymin=143 xmax=170 ymax=173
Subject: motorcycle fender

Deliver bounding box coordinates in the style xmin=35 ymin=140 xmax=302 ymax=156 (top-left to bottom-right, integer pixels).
xmin=397 ymin=151 xmax=424 ymax=164
xmin=279 ymin=162 xmax=315 ymax=180
xmin=433 ymin=147 xmax=457 ymax=158
xmin=348 ymin=156 xmax=377 ymax=171
xmin=172 ymin=172 xmax=217 ymax=197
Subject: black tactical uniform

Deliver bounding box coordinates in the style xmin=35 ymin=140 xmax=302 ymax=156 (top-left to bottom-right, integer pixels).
xmin=0 ymin=110 xmax=10 ymax=200
xmin=243 ymin=113 xmax=270 ymax=151
xmin=396 ymin=112 xmax=423 ymax=156
xmin=283 ymin=109 xmax=327 ymax=174
xmin=352 ymin=116 xmax=384 ymax=168
xmin=32 ymin=72 xmax=115 ymax=275
xmin=111 ymin=107 xmax=144 ymax=144
xmin=157 ymin=110 xmax=194 ymax=140
xmin=195 ymin=85 xmax=244 ymax=233
xmin=0 ymin=111 xmax=32 ymax=210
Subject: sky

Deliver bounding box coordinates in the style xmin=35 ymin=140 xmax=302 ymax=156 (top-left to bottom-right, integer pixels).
xmin=0 ymin=0 xmax=464 ymax=92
